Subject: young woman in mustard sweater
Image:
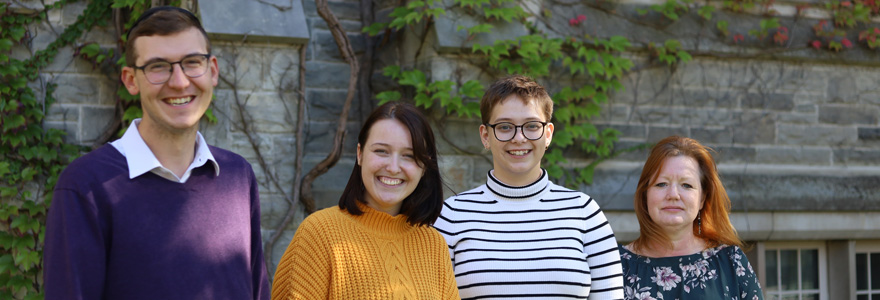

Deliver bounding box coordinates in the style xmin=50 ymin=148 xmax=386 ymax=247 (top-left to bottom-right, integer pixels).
xmin=271 ymin=102 xmax=459 ymax=299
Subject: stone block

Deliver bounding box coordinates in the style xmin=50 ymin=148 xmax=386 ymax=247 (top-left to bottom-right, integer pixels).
xmin=778 ymin=112 xmax=816 ymax=125
xmin=678 ymin=89 xmax=737 ymax=109
xmin=304 ymin=121 xmax=359 ymax=154
xmin=229 ymin=132 xmax=274 ymax=163
xmin=647 ymin=126 xmax=688 ymax=143
xmin=305 ymin=61 xmax=352 ymax=88
xmin=724 ymin=173 xmax=880 ymax=211
xmin=60 ymin=1 xmax=87 ymax=26
xmin=229 ymin=91 xmax=297 ymax=134
xmin=598 ymin=104 xmax=630 ymax=123
xmin=46 ymin=104 xmax=80 ymax=122
xmin=755 ymin=146 xmax=831 ymax=165
xmin=302 ymin=0 xmax=363 ymax=21
xmin=742 ymin=92 xmax=795 ymax=111
xmin=303 ymin=155 xmax=356 ymax=191
xmin=267 ymin=47 xmax=303 ymax=91
xmin=711 ymin=146 xmax=756 ymax=164
xmin=80 ymin=106 xmax=116 ymax=145
xmin=858 ymin=127 xmax=880 ymax=141
xmin=214 ymin=46 xmax=266 ymax=92
xmin=311 ymin=31 xmax=366 ymax=61
xmin=833 ymin=148 xmax=880 ymax=166
xmin=438 ymin=155 xmax=475 ymax=198
xmin=306 ymin=89 xmax=357 ymax=122
xmin=691 ymin=127 xmax=732 ymax=144
xmin=597 ymin=123 xmax=646 ymax=140
xmin=611 ymin=140 xmax=652 ymax=162
xmin=470 ymin=156 xmax=493 ymax=185
xmin=730 ymin=112 xmax=776 ymax=144
xmin=47 ymin=74 xmax=104 ymax=105
xmin=778 ymin=124 xmax=857 ymax=146
xmin=201 ymin=0 xmax=309 ymax=44
xmin=584 ymin=164 xmax=642 ymax=210
xmin=260 ymin=193 xmax=292 ymax=229
xmin=432 ymin=4 xmax=528 ymax=53
xmin=827 ymin=75 xmax=860 ymax=104
xmin=434 ymin=118 xmax=483 ymax=154
xmin=819 ymin=105 xmax=879 ymax=125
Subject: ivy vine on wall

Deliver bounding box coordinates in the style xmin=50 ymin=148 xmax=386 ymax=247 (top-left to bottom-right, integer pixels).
xmin=0 ymin=0 xmax=163 ymax=297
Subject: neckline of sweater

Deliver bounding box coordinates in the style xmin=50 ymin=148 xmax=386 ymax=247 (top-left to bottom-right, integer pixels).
xmin=484 ymin=168 xmax=549 ymax=201
xmin=346 ymin=201 xmax=416 ymax=239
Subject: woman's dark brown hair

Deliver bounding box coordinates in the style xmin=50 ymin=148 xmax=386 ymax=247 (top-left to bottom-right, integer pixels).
xmin=338 ymin=102 xmax=443 ymax=226
xmin=631 ymin=136 xmax=743 ymax=253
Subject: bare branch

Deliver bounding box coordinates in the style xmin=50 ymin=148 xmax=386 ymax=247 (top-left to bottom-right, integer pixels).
xmin=299 ymin=0 xmax=361 ymax=214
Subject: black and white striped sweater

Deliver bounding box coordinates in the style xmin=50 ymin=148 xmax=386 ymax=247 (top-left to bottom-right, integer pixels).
xmin=434 ymin=169 xmax=624 ymax=300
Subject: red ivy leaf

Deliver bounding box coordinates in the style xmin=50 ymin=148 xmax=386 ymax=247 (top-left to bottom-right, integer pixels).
xmin=842 ymin=38 xmax=853 ymax=48
xmin=811 ymin=40 xmax=822 ymax=49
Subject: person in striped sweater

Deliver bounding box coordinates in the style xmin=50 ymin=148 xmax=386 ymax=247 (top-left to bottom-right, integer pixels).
xmin=434 ymin=75 xmax=624 ymax=299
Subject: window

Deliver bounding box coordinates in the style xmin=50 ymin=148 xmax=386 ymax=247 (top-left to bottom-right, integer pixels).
xmin=760 ymin=242 xmax=827 ymax=300
xmin=856 ymin=241 xmax=880 ymax=300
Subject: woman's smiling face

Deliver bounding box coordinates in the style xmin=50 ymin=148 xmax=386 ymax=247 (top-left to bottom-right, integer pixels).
xmin=480 ymin=96 xmax=554 ymax=186
xmin=358 ymin=119 xmax=425 ymax=216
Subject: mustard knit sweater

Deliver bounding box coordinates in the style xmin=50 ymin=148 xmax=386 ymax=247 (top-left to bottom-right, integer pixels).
xmin=271 ymin=204 xmax=460 ymax=300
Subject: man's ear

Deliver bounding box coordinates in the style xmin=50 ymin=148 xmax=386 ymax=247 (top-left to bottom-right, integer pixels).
xmin=121 ymin=66 xmax=140 ymax=96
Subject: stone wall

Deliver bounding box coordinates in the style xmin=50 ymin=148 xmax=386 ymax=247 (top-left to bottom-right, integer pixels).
xmin=10 ymin=0 xmax=880 ymax=275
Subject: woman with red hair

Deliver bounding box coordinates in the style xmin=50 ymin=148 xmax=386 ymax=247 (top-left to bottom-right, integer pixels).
xmin=619 ymin=136 xmax=763 ymax=299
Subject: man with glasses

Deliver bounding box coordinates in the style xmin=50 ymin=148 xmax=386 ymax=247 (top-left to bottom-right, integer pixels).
xmin=433 ymin=75 xmax=624 ymax=299
xmin=43 ymin=6 xmax=270 ymax=299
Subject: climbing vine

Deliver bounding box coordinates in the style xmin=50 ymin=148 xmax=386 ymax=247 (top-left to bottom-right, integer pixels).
xmin=363 ymin=0 xmax=880 ymax=187
xmin=0 ymin=0 xmax=180 ymax=297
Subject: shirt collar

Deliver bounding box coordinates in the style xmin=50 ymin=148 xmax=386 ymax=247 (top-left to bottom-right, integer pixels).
xmin=110 ymin=119 xmax=220 ymax=181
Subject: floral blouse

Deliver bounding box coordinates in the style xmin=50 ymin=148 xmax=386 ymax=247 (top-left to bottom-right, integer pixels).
xmin=619 ymin=244 xmax=763 ymax=300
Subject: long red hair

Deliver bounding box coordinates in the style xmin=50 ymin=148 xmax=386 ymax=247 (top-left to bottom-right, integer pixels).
xmin=631 ymin=136 xmax=743 ymax=253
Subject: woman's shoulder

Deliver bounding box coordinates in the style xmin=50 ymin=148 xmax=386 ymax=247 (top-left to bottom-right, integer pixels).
xmin=298 ymin=206 xmax=347 ymax=231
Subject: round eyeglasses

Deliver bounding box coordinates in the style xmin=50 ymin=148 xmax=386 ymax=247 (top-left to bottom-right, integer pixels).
xmin=133 ymin=53 xmax=211 ymax=84
xmin=485 ymin=121 xmax=548 ymax=142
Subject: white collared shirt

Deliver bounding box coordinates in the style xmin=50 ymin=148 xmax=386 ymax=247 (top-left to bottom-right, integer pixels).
xmin=111 ymin=119 xmax=219 ymax=183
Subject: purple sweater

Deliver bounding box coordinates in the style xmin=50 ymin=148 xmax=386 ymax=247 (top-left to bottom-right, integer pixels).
xmin=43 ymin=144 xmax=270 ymax=300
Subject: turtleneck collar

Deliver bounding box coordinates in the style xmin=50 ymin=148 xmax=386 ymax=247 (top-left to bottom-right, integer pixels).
xmin=485 ymin=169 xmax=549 ymax=201
xmin=348 ymin=201 xmax=416 ymax=240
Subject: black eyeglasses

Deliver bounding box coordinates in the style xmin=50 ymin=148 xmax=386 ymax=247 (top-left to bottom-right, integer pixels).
xmin=133 ymin=53 xmax=211 ymax=84
xmin=485 ymin=121 xmax=548 ymax=141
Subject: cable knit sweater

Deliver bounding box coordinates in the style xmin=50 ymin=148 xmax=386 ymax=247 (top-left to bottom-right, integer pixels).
xmin=271 ymin=203 xmax=460 ymax=299
xmin=434 ymin=169 xmax=625 ymax=300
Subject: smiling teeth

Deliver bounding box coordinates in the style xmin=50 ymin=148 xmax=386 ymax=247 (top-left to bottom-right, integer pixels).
xmin=167 ymin=97 xmax=192 ymax=106
xmin=380 ymin=177 xmax=402 ymax=185
xmin=509 ymin=150 xmax=529 ymax=156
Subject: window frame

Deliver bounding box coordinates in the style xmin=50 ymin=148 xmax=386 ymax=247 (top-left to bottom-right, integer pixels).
xmin=757 ymin=241 xmax=828 ymax=300
xmin=855 ymin=240 xmax=880 ymax=299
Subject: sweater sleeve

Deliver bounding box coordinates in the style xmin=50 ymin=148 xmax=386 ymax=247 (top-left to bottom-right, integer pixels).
xmin=247 ymin=167 xmax=271 ymax=300
xmin=43 ymin=186 xmax=108 ymax=300
xmin=581 ymin=196 xmax=624 ymax=300
xmin=271 ymin=214 xmax=332 ymax=300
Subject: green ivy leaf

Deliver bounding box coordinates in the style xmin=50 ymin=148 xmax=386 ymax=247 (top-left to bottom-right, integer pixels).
xmin=362 ymin=22 xmax=388 ymax=36
xmin=459 ymin=80 xmax=484 ymax=98
xmin=376 ymin=91 xmax=402 ymax=105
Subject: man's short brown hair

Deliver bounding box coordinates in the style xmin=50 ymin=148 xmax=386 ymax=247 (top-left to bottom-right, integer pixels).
xmin=480 ymin=75 xmax=554 ymax=124
xmin=124 ymin=6 xmax=211 ymax=66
